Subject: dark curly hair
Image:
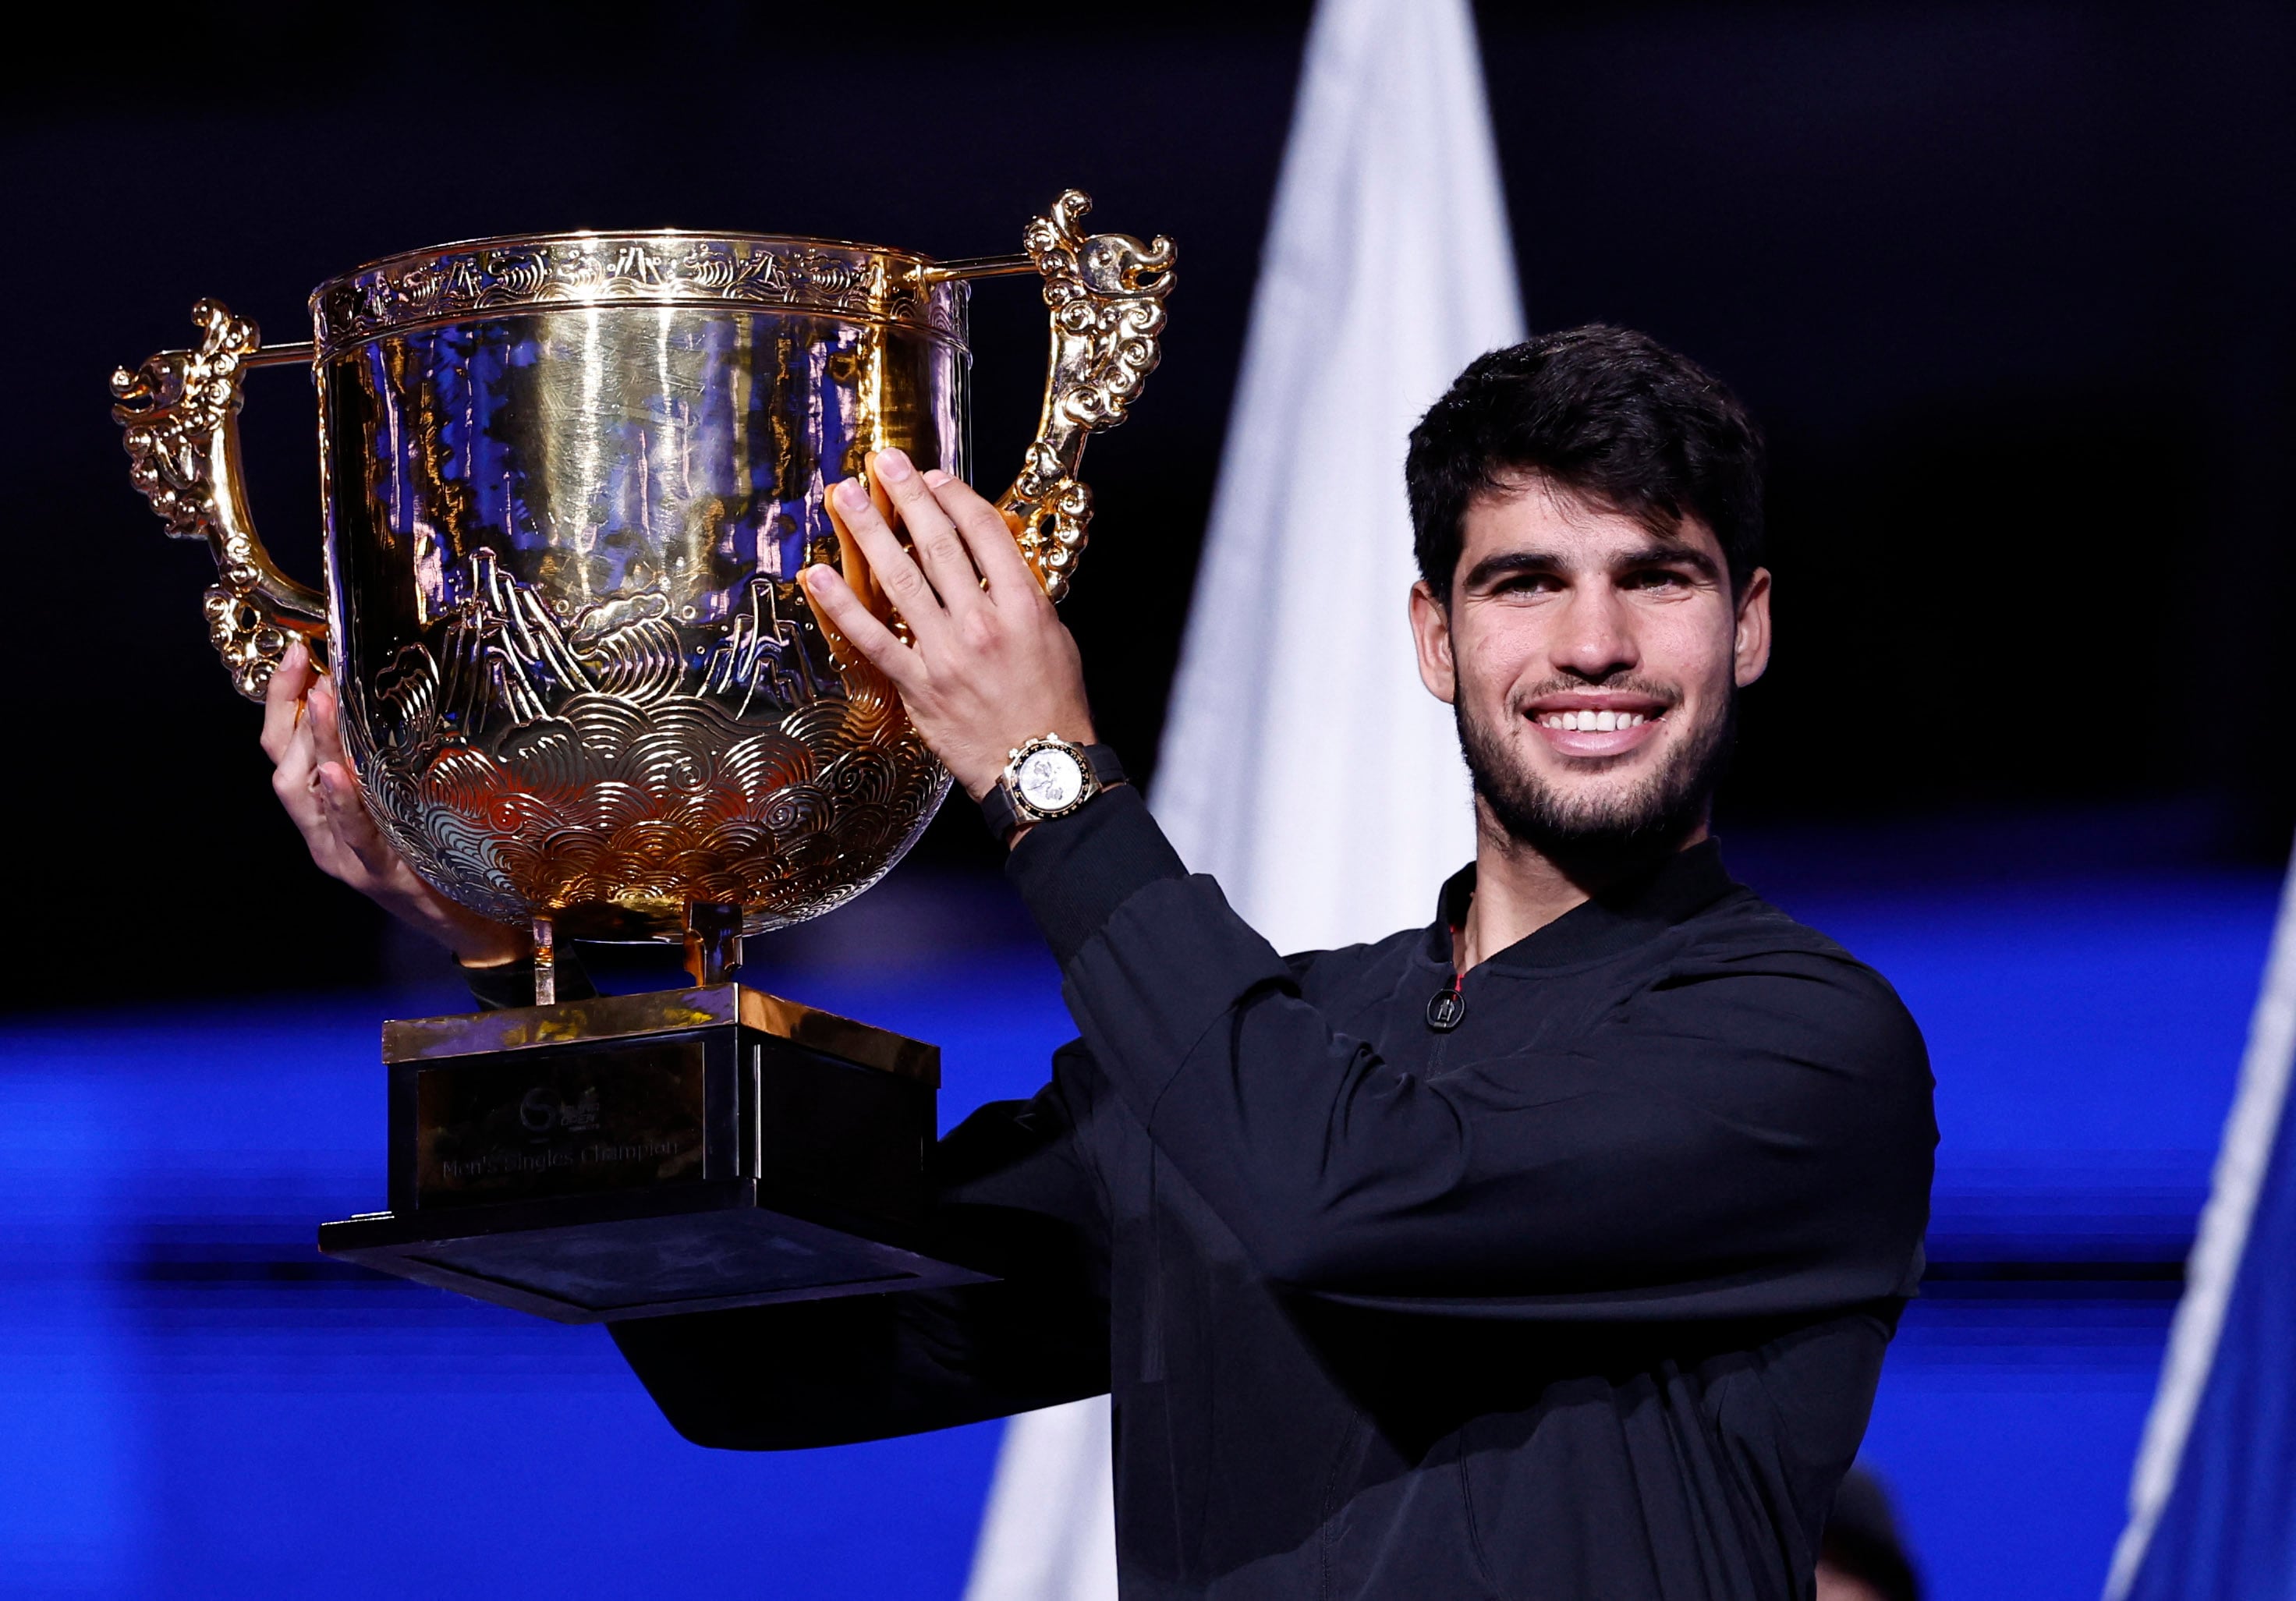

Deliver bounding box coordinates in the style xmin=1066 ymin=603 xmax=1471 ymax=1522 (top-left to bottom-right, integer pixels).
xmin=1405 ymin=325 xmax=1766 ymax=600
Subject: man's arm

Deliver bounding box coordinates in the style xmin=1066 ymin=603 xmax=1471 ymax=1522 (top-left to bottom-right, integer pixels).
xmin=611 ymin=1068 xmax=1113 ymax=1450
xmin=798 ymin=455 xmax=1933 ymax=1325
xmin=1012 ymin=790 xmax=1935 ymax=1319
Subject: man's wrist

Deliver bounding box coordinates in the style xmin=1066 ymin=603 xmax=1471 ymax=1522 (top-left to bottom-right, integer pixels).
xmin=1001 ymin=779 xmax=1129 ymax=852
xmin=958 ymin=721 xmax=1099 ymax=803
xmin=981 ymin=737 xmax=1126 ymax=843
xmin=407 ymin=901 xmax=529 ymax=968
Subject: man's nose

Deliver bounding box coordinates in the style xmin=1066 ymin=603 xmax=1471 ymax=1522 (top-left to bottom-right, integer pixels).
xmin=1552 ymin=585 xmax=1638 ymax=681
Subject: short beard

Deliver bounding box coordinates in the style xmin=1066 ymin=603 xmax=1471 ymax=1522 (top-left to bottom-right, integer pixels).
xmin=1455 ymin=685 xmax=1735 ymax=875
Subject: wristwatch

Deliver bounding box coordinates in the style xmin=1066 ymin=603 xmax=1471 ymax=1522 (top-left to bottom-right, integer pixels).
xmin=980 ymin=735 xmax=1125 ymax=841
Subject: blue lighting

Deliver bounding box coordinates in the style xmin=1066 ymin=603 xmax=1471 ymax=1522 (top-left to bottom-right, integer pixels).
xmin=0 ymin=869 xmax=2277 ymax=1599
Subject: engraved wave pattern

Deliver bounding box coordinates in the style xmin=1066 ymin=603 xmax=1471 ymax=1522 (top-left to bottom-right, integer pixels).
xmin=347 ymin=573 xmax=948 ymax=940
xmin=364 ymin=688 xmax=947 ymax=939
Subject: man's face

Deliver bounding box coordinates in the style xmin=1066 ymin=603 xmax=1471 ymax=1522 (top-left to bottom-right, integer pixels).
xmin=1408 ymin=476 xmax=1772 ymax=859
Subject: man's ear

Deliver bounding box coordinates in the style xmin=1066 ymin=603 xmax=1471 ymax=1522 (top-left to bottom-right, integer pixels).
xmin=1409 ymin=579 xmax=1458 ymax=705
xmin=1733 ymin=568 xmax=1773 ymax=689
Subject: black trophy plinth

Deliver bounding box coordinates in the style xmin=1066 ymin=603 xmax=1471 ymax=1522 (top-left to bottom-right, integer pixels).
xmin=318 ymin=984 xmax=987 ymax=1323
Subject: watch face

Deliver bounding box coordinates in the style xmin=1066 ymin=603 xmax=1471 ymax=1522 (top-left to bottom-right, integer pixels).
xmin=1015 ymin=747 xmax=1087 ymax=813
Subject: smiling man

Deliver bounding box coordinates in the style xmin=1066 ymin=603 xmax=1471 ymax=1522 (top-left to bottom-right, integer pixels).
xmin=264 ymin=325 xmax=1935 ymax=1599
xmin=614 ymin=326 xmax=1936 ymax=1600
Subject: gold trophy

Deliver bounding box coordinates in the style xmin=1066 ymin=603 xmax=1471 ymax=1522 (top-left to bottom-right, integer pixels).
xmin=111 ymin=192 xmax=1174 ymax=1322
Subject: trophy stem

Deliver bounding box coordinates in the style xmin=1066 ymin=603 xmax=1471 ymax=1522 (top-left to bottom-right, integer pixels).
xmin=685 ymin=901 xmax=743 ymax=986
xmin=531 ymin=915 xmax=558 ymax=1007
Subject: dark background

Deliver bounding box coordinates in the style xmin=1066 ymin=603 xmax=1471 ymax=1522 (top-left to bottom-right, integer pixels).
xmin=9 ymin=0 xmax=2291 ymax=1008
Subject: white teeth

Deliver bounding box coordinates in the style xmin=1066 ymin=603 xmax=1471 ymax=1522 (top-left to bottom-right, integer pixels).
xmin=1540 ymin=710 xmax=1651 ymax=731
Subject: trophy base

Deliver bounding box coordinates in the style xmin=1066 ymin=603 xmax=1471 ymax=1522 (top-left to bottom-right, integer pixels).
xmin=319 ymin=1179 xmax=987 ymax=1324
xmin=317 ymin=983 xmax=987 ymax=1323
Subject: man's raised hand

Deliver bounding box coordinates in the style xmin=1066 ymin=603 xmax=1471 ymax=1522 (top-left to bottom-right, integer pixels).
xmin=799 ymin=448 xmax=1096 ymax=802
xmin=260 ymin=640 xmax=527 ymax=965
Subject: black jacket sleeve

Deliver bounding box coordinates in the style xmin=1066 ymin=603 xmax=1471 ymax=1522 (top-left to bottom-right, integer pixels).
xmin=1008 ymin=789 xmax=1933 ymax=1321
xmin=610 ymin=1065 xmax=1112 ymax=1450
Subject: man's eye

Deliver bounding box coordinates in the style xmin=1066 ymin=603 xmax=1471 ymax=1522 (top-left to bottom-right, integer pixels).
xmin=1625 ymin=568 xmax=1692 ymax=590
xmin=1494 ymin=574 xmax=1561 ymax=595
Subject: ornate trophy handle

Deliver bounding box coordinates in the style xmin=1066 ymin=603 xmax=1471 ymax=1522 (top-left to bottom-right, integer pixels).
xmin=993 ymin=191 xmax=1177 ymax=603
xmin=111 ymin=300 xmax=326 ymax=700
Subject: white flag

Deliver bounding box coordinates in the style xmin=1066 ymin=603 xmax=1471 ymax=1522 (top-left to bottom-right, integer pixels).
xmin=1151 ymin=0 xmax=1523 ymax=952
xmin=966 ymin=0 xmax=1522 ymax=1591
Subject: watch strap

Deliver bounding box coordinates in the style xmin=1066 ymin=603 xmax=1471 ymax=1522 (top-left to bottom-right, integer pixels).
xmin=980 ymin=781 xmax=1023 ymax=841
xmin=1083 ymin=743 xmax=1126 ymax=787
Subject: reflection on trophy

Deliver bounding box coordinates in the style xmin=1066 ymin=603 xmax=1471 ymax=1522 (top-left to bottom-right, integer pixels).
xmin=111 ymin=191 xmax=1175 ymax=1322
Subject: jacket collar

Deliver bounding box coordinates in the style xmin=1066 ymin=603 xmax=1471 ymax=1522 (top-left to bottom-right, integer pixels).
xmin=1424 ymin=838 xmax=1740 ymax=972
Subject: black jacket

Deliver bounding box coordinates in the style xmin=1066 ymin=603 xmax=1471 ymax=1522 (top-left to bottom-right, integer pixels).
xmin=611 ymin=788 xmax=1937 ymax=1599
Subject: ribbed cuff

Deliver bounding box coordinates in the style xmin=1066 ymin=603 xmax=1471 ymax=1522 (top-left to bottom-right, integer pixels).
xmin=460 ymin=947 xmax=598 ymax=1011
xmin=1005 ymin=785 xmax=1188 ymax=966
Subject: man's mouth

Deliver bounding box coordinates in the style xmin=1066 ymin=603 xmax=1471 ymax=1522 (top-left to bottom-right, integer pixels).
xmin=1524 ymin=693 xmax=1671 ymax=757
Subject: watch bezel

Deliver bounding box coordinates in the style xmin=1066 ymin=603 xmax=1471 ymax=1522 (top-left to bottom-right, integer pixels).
xmin=1001 ymin=735 xmax=1100 ymax=824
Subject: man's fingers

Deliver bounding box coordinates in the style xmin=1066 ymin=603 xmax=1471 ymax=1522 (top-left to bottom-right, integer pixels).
xmin=268 ymin=663 xmax=350 ymax=866
xmin=831 ymin=476 xmax=946 ymax=631
xmin=269 ymin=675 xmax=318 ymax=802
xmin=872 ymin=448 xmax=980 ymax=617
xmin=923 ymin=469 xmax=1043 ymax=602
xmin=269 ymin=728 xmax=334 ymax=855
xmin=307 ymin=676 xmax=352 ymax=768
xmin=318 ymin=762 xmax=393 ymax=877
xmin=260 ymin=641 xmax=314 ymax=761
xmin=801 ymin=563 xmax=920 ymax=689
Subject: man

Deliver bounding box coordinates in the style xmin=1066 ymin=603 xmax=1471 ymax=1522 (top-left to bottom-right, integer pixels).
xmin=264 ymin=326 xmax=1935 ymax=1599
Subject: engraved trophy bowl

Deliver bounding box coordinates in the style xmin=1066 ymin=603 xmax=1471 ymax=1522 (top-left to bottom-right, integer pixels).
xmin=112 ymin=189 xmax=1174 ymax=960
xmin=109 ymin=193 xmax=1175 ymax=1324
